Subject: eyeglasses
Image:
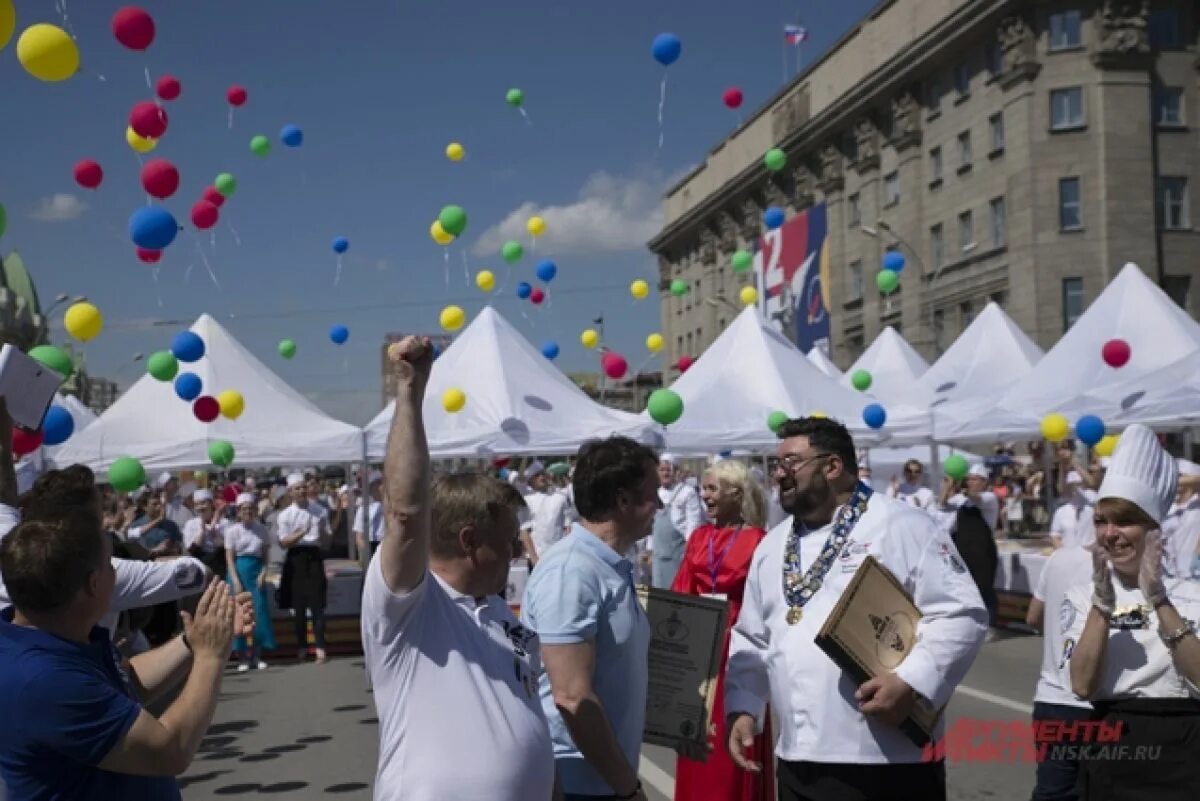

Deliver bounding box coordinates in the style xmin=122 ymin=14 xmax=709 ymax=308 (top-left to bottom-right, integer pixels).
xmin=772 ymin=453 xmax=832 ymax=473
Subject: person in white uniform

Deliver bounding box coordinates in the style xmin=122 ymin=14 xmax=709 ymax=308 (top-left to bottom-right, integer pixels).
xmin=275 ymin=474 xmax=328 ymax=664
xmin=183 ymin=489 xmax=228 ymax=576
xmin=353 ymin=471 xmax=385 ymax=560
xmin=1161 ymin=458 xmax=1200 ymax=578
xmin=362 ymin=336 xmax=554 ymax=801
xmin=523 ymin=462 xmax=571 ymax=567
xmin=1049 ymin=471 xmax=1094 ymax=551
xmin=935 ymin=463 xmax=1000 ymax=628
xmin=1066 ymin=424 xmax=1200 ymax=800
xmin=224 ymin=493 xmax=275 ymax=671
xmin=650 ymin=455 xmax=702 ymax=589
xmin=885 ymin=459 xmax=936 ymax=512
xmin=155 ymin=471 xmax=195 ymax=529
xmin=725 ymin=416 xmax=987 ymax=801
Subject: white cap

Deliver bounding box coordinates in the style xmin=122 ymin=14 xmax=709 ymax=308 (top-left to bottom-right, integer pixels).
xmin=245 ymin=477 xmax=257 ymax=489
xmin=1097 ymin=424 xmax=1178 ymax=524
xmin=286 ymin=473 xmax=305 ymax=488
xmin=193 ymin=489 xmax=213 ymax=503
xmin=1099 ymin=457 xmax=1112 ymax=468
xmin=155 ymin=471 xmax=174 ymax=489
xmin=660 ymin=453 xmax=676 ymax=465
xmin=523 ymin=461 xmax=545 ymax=480
xmin=338 ymin=484 xmax=351 ymax=495
xmin=1177 ymin=458 xmax=1200 ymax=478
xmin=967 ymin=463 xmax=989 ymax=480
xmin=236 ymin=492 xmax=256 ymax=506
xmin=1065 ymin=471 xmax=1083 ymax=485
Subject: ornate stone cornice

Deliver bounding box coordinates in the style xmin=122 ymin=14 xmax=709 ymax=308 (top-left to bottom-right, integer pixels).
xmin=763 ymin=175 xmax=789 ymax=209
xmin=772 ymin=85 xmax=811 ymax=145
xmin=791 ymin=164 xmax=816 ymax=209
xmin=996 ymin=14 xmax=1041 ymax=89
xmin=890 ymin=90 xmax=922 ymax=152
xmin=818 ymin=143 xmax=845 ymax=194
xmin=851 ymin=117 xmax=880 ymax=173
xmin=1092 ymin=0 xmax=1153 ymax=70
xmin=739 ymin=196 xmax=762 ymax=240
xmin=716 ymin=210 xmax=740 ymax=252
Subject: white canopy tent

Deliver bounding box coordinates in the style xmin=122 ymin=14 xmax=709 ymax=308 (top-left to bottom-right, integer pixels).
xmin=641 ymin=307 xmax=931 ymax=455
xmin=55 ymin=392 xmax=99 ymax=430
xmin=52 ymin=314 xmax=365 ymax=476
xmin=365 ymin=306 xmax=653 ymax=460
xmin=921 ymin=301 xmax=1044 ymax=403
xmin=842 ymin=326 xmax=932 ymax=408
xmin=806 ymin=346 xmax=843 ymax=379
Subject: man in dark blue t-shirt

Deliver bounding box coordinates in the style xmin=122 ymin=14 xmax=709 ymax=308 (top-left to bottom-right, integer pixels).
xmin=0 ymin=511 xmax=242 ymax=800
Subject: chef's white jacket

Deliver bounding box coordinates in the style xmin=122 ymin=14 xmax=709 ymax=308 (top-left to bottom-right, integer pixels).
xmin=725 ymin=493 xmax=988 ymax=764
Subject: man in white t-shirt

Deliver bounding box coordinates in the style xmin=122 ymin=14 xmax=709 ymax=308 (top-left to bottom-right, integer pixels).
xmin=522 ymin=462 xmax=570 ymax=567
xmin=155 ymin=472 xmax=195 ymax=529
xmin=353 ymin=471 xmax=385 ymax=560
xmin=1049 ymin=471 xmax=1093 ymax=550
xmin=1162 ymin=459 xmax=1200 ymax=578
xmin=362 ymin=336 xmax=554 ymax=801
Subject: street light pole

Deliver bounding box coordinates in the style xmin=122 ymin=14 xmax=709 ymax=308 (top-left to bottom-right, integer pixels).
xmin=860 ymin=221 xmax=944 ymax=357
xmin=36 ymin=293 xmax=87 ymax=345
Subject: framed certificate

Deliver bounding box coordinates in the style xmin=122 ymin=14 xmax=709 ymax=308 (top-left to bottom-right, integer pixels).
xmin=814 ymin=555 xmax=944 ymax=746
xmin=638 ymin=587 xmax=729 ymax=749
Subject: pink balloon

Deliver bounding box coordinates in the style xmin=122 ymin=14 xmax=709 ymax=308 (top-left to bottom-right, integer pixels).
xmin=156 ymin=75 xmax=181 ymax=101
xmin=722 ymin=87 xmax=743 ymax=109
xmin=1102 ymin=339 xmax=1131 ymax=368
xmin=140 ymin=158 xmax=180 ymax=199
xmin=73 ymin=159 xmax=103 ymax=190
xmin=530 ymin=288 xmax=546 ymax=305
xmin=193 ymin=396 xmax=220 ymax=423
xmin=191 ymin=200 xmax=219 ymax=230
xmin=129 ymin=101 xmax=168 ymax=139
xmin=201 ymin=186 xmax=226 ymax=208
xmin=12 ymin=428 xmax=43 ymax=457
xmin=136 ymin=247 xmax=161 ymax=264
xmin=601 ymin=352 xmax=628 ymax=380
xmin=676 ymin=355 xmax=695 ymax=373
xmin=226 ymin=85 xmax=248 ymax=107
xmin=112 ymin=6 xmax=155 ymax=51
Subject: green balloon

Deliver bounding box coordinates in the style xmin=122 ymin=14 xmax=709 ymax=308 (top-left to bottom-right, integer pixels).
xmin=944 ymin=453 xmax=969 ymax=482
xmin=29 ymin=345 xmax=74 ymax=379
xmin=731 ymin=250 xmax=753 ymax=273
xmin=767 ymin=410 xmax=789 ymax=434
xmin=208 ymin=439 xmax=235 ymax=468
xmin=646 ymin=389 xmax=684 ymax=426
xmin=0 ymin=202 xmax=6 ymax=239
xmin=250 ymin=135 xmax=270 ymax=157
xmin=278 ymin=339 xmax=297 ymax=359
xmin=876 ymin=269 xmax=899 ymax=295
xmin=147 ymin=350 xmax=179 ymax=382
xmin=506 ymin=88 xmax=524 ymax=107
xmin=764 ymin=148 xmax=787 ymax=172
xmin=501 ymin=240 xmax=524 ymax=263
xmin=850 ymin=369 xmax=872 ymax=392
xmin=214 ymin=172 xmax=237 ymax=197
xmin=670 ymin=278 xmax=688 ymax=297
xmin=109 ymin=456 xmax=146 ymax=493
xmin=439 ymin=205 xmax=468 ymax=237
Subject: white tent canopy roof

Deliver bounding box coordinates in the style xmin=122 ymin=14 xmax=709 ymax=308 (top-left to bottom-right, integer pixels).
xmin=921 ymin=301 xmax=1044 ymax=403
xmin=806 ymin=346 xmax=843 ymax=379
xmin=843 ymin=326 xmax=932 ymax=408
xmin=52 ymin=314 xmax=365 ymax=475
xmin=55 ymin=392 xmax=98 ymax=430
xmin=365 ymin=306 xmax=652 ymax=460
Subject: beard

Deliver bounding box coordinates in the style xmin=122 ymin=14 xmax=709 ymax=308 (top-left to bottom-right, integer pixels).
xmin=778 ymin=470 xmax=832 ymax=519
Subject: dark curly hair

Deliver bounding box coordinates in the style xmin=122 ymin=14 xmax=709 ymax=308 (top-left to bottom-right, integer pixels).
xmin=20 ymin=465 xmax=102 ymax=524
xmin=776 ymin=417 xmax=859 ymax=476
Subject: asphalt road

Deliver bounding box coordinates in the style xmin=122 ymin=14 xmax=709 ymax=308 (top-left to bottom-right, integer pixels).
xmin=183 ymin=632 xmax=1043 ymax=800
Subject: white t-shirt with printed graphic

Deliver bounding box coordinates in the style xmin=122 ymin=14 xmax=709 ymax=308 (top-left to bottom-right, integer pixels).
xmin=1032 ymin=547 xmax=1094 ymax=708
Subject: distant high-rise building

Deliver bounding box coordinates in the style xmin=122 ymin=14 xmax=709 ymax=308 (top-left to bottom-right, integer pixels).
xmin=381 ymin=332 xmax=454 ymax=405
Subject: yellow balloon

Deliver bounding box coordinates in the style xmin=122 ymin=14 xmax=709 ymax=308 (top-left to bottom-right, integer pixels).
xmin=1040 ymin=413 xmax=1071 ymax=443
xmin=580 ymin=329 xmax=599 ymax=349
xmin=740 ymin=286 xmax=759 ymax=306
xmin=446 ymin=142 xmax=465 ymax=162
xmin=630 ymin=279 xmax=649 ymax=300
xmin=810 ymin=411 xmax=827 ymax=419
xmin=63 ymin=302 xmax=102 ymax=342
xmin=475 ymin=270 xmax=496 ymax=293
xmin=526 ymin=216 xmax=546 ymax=237
xmin=1095 ymin=434 xmax=1120 ymax=457
xmin=646 ymin=333 xmax=664 ymax=353
xmin=442 ymin=387 xmax=466 ymax=413
xmin=16 ymin=23 xmax=78 ymax=82
xmin=126 ymin=126 xmax=157 ymax=153
xmin=430 ymin=220 xmax=454 ymax=246
xmin=217 ymin=390 xmax=245 ymax=420
xmin=440 ymin=305 xmax=466 ymax=332
xmin=0 ymin=0 xmax=16 ymax=51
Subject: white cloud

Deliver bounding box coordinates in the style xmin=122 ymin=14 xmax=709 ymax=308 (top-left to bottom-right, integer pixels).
xmin=30 ymin=193 xmax=88 ymax=222
xmin=472 ymin=172 xmax=668 ymax=257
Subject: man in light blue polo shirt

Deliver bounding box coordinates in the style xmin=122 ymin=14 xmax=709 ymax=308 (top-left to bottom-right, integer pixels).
xmin=523 ymin=436 xmax=661 ymax=801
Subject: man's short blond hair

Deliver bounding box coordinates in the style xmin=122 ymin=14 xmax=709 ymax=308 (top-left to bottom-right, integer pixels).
xmin=429 ymin=474 xmax=525 ymax=558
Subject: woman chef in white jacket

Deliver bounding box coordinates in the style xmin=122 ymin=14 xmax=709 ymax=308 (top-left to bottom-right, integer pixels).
xmin=1067 ymin=425 xmax=1200 ymax=800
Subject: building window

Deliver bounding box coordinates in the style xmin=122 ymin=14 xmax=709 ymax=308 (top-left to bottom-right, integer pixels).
xmin=954 ymin=62 xmax=970 ymax=97
xmin=1163 ymin=275 xmax=1192 ymax=310
xmin=990 ymin=196 xmax=1007 ymax=247
xmin=958 ymin=210 xmax=975 ymax=252
xmin=1059 ymin=177 xmax=1082 ymax=230
xmin=1156 ymin=88 xmax=1184 ymax=127
xmin=884 ymin=171 xmax=900 ymax=206
xmin=930 ymin=147 xmax=943 ymax=181
xmin=989 ymin=112 xmax=1005 ymax=153
xmin=677 ymin=335 xmax=684 ymax=354
xmin=1062 ymin=278 xmax=1084 ymax=331
xmin=960 ymin=300 xmax=976 ymax=327
xmin=957 ymin=131 xmax=972 ymax=169
xmin=848 ymin=260 xmax=864 ymax=301
xmin=1156 ymin=177 xmax=1190 ymax=230
xmin=1049 ymin=11 xmax=1082 ymax=51
xmin=930 ymin=223 xmax=945 ymax=268
xmin=1149 ymin=10 xmax=1181 ymax=50
xmin=686 ymin=332 xmax=693 ymax=355
xmin=1051 ymin=87 xmax=1085 ymax=130
xmin=987 ymin=40 xmax=1003 ymax=76
xmin=848 ymin=193 xmax=861 ymax=227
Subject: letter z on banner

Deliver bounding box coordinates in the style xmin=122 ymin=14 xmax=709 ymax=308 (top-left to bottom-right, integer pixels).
xmin=753 ymin=204 xmax=831 ymax=355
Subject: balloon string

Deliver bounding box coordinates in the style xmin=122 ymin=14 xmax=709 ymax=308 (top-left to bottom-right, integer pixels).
xmin=225 ymin=220 xmax=241 ymax=246
xmin=657 ymin=74 xmax=668 ymax=151
xmin=519 ymin=308 xmax=534 ymax=328
xmin=184 ymin=263 xmax=195 ymax=283
xmin=150 ymin=266 xmax=163 ymax=308
xmin=210 ymin=230 xmax=217 ymax=253
xmin=461 ymin=251 xmax=470 ymax=287
xmin=144 ymin=65 xmax=153 ymax=91
xmin=55 ymin=0 xmax=77 ymax=40
xmin=518 ymin=107 xmax=532 ymax=126
xmin=194 ymin=240 xmax=222 ymax=291
xmin=333 ymin=256 xmax=343 ymax=288
xmin=496 ymin=265 xmax=512 ymax=295
xmin=443 ymin=250 xmax=450 ymax=288
xmin=227 ymin=107 xmax=234 ymax=130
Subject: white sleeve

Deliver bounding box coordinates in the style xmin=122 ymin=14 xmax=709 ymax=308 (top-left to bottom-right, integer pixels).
xmin=1033 ymin=553 xmax=1053 ymax=602
xmin=351 ymin=505 xmax=365 ymax=537
xmin=360 ymin=550 xmax=428 ymax=646
xmin=0 ymin=503 xmax=20 ymax=537
xmin=547 ymin=493 xmax=569 ymax=537
xmin=724 ymin=552 xmax=772 ymax=732
xmin=181 ymin=519 xmax=200 ymax=550
xmin=682 ymin=487 xmax=703 ymax=541
xmin=110 ymin=556 xmax=209 ymax=612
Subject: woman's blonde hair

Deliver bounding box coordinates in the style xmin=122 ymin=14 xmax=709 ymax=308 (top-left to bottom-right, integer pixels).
xmin=705 ymin=461 xmax=767 ymax=529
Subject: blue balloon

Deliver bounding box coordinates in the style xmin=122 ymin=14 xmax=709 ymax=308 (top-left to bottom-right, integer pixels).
xmin=541 ymin=341 xmax=560 ymax=360
xmin=863 ymin=403 xmax=887 ymax=430
xmin=516 ymin=282 xmax=533 ymax=299
xmin=42 ymin=405 xmax=74 ymax=446
xmin=174 ymin=372 xmax=203 ymax=402
xmin=883 ymin=250 xmax=906 ymax=273
xmin=1076 ymin=414 xmax=1106 ymax=447
xmin=498 ymin=468 xmax=510 ymax=480
xmin=763 ymin=206 xmax=785 ymax=230
xmin=332 ymin=236 xmax=349 ymax=254
xmin=280 ymin=124 xmax=303 ymax=147
xmin=432 ymin=344 xmax=442 ymax=360
xmin=129 ymin=206 xmax=179 ymax=251
xmin=652 ymin=32 xmax=682 ymax=66
xmin=535 ymin=260 xmax=557 ymax=283
xmin=171 ymin=331 xmax=206 ymax=363
xmin=330 ymin=324 xmax=349 ymax=345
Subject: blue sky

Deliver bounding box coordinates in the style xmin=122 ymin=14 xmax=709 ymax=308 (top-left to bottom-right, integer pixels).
xmin=1 ymin=0 xmax=874 ymax=424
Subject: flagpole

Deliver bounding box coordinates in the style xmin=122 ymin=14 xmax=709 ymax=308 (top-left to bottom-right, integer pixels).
xmin=781 ymin=25 xmax=787 ymax=84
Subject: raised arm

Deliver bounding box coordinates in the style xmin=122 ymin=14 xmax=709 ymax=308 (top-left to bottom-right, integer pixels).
xmin=379 ymin=336 xmax=434 ymax=594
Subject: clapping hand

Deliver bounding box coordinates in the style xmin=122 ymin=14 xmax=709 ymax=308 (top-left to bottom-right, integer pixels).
xmin=180 ymin=579 xmax=235 ymax=662
xmin=1091 ymin=544 xmax=1117 ymax=616
xmin=1138 ymin=530 xmax=1168 ymax=607
xmin=233 ymin=590 xmax=256 ymax=638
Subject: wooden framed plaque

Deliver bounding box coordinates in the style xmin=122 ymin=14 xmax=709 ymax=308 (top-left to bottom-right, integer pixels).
xmin=814 ymin=555 xmax=943 ymax=747
xmin=638 ymin=587 xmax=729 ymax=749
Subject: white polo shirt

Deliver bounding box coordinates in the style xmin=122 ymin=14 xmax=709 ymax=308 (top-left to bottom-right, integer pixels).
xmin=361 ymin=557 xmax=553 ymax=801
xmin=352 ymin=500 xmax=384 ymax=545
xmin=224 ymin=522 xmax=268 ymax=558
xmin=275 ymin=504 xmax=319 ymax=547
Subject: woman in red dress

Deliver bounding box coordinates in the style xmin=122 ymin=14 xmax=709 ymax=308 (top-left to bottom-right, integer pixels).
xmin=671 ymin=459 xmax=775 ymax=801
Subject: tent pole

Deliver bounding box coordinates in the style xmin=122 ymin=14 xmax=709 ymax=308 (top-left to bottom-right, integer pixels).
xmin=357 ymin=432 xmax=370 ymax=571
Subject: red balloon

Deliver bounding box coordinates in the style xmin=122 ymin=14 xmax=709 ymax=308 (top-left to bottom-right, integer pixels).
xmin=492 ymin=457 xmax=510 ymax=469
xmin=529 ymin=288 xmax=546 ymax=305
xmin=193 ymin=396 xmax=220 ymax=423
xmin=73 ymin=159 xmax=103 ymax=190
xmin=191 ymin=200 xmax=219 ymax=230
xmin=201 ymin=186 xmax=226 ymax=208
xmin=130 ymin=101 xmax=168 ymax=139
xmin=12 ymin=428 xmax=43 ymax=457
xmin=140 ymin=158 xmax=179 ymax=199
xmin=1102 ymin=338 xmax=1131 ymax=368
xmin=601 ymin=351 xmax=628 ymax=380
xmin=112 ymin=6 xmax=155 ymax=51
xmin=136 ymin=247 xmax=161 ymax=264
xmin=226 ymin=85 xmax=248 ymax=107
xmin=722 ymin=87 xmax=744 ymax=109
xmin=155 ymin=75 xmax=181 ymax=101
xmin=221 ymin=484 xmax=240 ymax=504
xmin=676 ymin=355 xmax=695 ymax=373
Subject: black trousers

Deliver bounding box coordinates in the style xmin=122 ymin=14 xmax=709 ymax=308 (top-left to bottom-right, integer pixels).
xmin=1077 ymin=698 xmax=1200 ymax=801
xmin=777 ymin=759 xmax=946 ymax=801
